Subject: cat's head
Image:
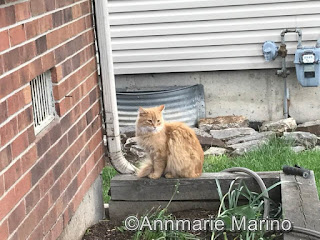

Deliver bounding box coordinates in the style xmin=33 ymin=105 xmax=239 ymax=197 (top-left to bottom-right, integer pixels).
xmin=136 ymin=105 xmax=165 ymax=134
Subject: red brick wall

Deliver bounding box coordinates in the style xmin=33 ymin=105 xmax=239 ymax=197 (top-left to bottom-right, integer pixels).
xmin=0 ymin=0 xmax=105 ymax=239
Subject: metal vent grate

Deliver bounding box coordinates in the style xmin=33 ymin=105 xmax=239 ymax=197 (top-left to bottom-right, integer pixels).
xmin=30 ymin=71 xmax=55 ymax=135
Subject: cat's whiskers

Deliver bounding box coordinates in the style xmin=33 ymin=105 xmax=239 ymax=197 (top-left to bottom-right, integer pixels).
xmin=138 ymin=126 xmax=160 ymax=134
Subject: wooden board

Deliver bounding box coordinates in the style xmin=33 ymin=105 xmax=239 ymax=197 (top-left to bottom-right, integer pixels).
xmin=281 ymin=171 xmax=320 ymax=240
xmin=110 ymin=172 xmax=281 ymax=201
xmin=109 ymin=200 xmax=221 ymax=220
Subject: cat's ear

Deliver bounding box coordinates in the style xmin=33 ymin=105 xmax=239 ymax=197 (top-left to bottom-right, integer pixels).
xmin=138 ymin=107 xmax=147 ymax=115
xmin=158 ymin=105 xmax=165 ymax=112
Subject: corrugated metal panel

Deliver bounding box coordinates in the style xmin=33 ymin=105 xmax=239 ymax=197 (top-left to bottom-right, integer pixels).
xmin=109 ymin=0 xmax=320 ymax=74
xmin=116 ymin=84 xmax=205 ymax=127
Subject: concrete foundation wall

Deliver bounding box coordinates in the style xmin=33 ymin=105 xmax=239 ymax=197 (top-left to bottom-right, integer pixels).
xmin=58 ymin=175 xmax=105 ymax=240
xmin=115 ymin=69 xmax=320 ymax=123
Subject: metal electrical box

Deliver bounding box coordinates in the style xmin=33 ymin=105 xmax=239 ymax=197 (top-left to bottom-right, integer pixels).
xmin=294 ymin=43 xmax=320 ymax=87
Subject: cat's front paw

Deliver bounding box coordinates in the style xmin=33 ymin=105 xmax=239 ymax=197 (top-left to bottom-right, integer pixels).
xmin=165 ymin=173 xmax=174 ymax=178
xmin=148 ymin=172 xmax=161 ymax=179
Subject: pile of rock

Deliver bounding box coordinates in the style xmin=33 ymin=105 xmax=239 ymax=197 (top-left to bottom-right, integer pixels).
xmin=197 ymin=116 xmax=276 ymax=156
xmin=120 ymin=117 xmax=320 ymax=161
xmin=198 ymin=116 xmax=320 ymax=156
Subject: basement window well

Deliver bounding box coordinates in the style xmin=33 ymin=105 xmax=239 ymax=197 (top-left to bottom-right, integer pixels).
xmin=30 ymin=71 xmax=56 ymax=135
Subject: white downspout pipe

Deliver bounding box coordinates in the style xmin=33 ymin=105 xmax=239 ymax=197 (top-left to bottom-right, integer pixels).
xmin=94 ymin=0 xmax=136 ymax=173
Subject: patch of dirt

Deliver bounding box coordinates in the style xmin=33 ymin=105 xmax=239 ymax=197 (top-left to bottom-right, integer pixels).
xmin=82 ymin=220 xmax=134 ymax=240
xmin=173 ymin=209 xmax=214 ymax=219
xmin=82 ymin=210 xmax=216 ymax=240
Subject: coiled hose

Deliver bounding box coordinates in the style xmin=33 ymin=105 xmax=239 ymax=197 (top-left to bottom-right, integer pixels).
xmin=222 ymin=167 xmax=320 ymax=238
xmin=222 ymin=167 xmax=270 ymax=219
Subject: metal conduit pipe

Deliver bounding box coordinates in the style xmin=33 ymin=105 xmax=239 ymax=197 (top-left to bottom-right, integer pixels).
xmin=280 ymin=28 xmax=303 ymax=48
xmin=277 ymin=28 xmax=303 ymax=118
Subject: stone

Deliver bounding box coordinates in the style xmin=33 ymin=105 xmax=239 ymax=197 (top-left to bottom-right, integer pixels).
xmin=313 ymin=146 xmax=320 ymax=151
xmin=198 ymin=115 xmax=249 ymax=132
xmin=119 ymin=125 xmax=136 ymax=138
xmin=130 ymin=145 xmax=146 ymax=158
xmin=231 ymin=148 xmax=248 ymax=156
xmin=204 ymin=147 xmax=228 ymax=156
xmin=228 ymin=139 xmax=268 ymax=151
xmin=210 ymin=127 xmax=257 ymax=141
xmin=229 ymin=138 xmax=269 ymax=156
xmin=296 ymin=120 xmax=320 ymax=136
xmin=120 ymin=133 xmax=128 ymax=145
xmin=260 ymin=118 xmax=297 ymax=133
xmin=282 ymin=131 xmax=318 ymax=149
xmin=193 ymin=128 xmax=226 ymax=148
xmin=124 ymin=137 xmax=139 ymax=149
xmin=226 ymin=131 xmax=275 ymax=145
xmin=193 ymin=127 xmax=212 ymax=138
xmin=291 ymin=146 xmax=305 ymax=153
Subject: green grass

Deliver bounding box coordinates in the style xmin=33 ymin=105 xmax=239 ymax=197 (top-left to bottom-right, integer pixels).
xmin=101 ymin=166 xmax=118 ymax=203
xmin=101 ymin=137 xmax=320 ymax=203
xmin=204 ymin=137 xmax=320 ymax=196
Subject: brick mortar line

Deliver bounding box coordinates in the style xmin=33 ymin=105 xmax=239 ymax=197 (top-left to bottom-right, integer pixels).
xmin=0 ymin=117 xmax=33 ymax=156
xmin=53 ymin=42 xmax=95 ymax=72
xmin=29 ymin=142 xmax=104 ymax=240
xmin=0 ymin=11 xmax=91 ymax=58
xmin=0 ymin=99 xmax=101 ymax=229
xmin=42 ymin=154 xmax=105 ymax=240
xmin=9 ymin=122 xmax=103 ymax=240
xmin=55 ymin=64 xmax=97 ymax=104
xmin=0 ymin=102 xmax=32 ymax=129
xmin=0 ymin=43 xmax=95 ymax=112
xmin=0 ymin=84 xmax=30 ymax=106
xmin=0 ymin=124 xmax=30 ymax=163
xmin=0 ymin=82 xmax=100 ymax=188
xmin=0 ymin=89 xmax=99 ymax=187
xmin=0 ymin=99 xmax=100 ymax=209
xmin=0 ymin=12 xmax=92 ymax=79
xmin=0 ymin=0 xmax=89 ymax=33
xmin=0 ymin=0 xmax=28 ymax=9
xmin=0 ymin=53 xmax=96 ymax=133
xmin=0 ymin=78 xmax=97 ymax=160
xmin=52 ymin=52 xmax=96 ymax=88
xmin=0 ymin=26 xmax=94 ymax=107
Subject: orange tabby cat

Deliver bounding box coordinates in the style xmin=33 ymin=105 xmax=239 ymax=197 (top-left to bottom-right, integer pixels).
xmin=136 ymin=105 xmax=204 ymax=179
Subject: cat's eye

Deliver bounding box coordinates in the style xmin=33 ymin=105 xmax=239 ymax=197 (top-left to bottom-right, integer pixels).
xmin=147 ymin=119 xmax=152 ymax=123
xmin=157 ymin=120 xmax=160 ymax=123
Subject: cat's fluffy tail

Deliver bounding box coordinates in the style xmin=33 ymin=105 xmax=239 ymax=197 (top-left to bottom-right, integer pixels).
xmin=136 ymin=159 xmax=153 ymax=178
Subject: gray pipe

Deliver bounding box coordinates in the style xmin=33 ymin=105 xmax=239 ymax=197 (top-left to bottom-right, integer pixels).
xmin=222 ymin=167 xmax=320 ymax=238
xmin=292 ymin=226 xmax=320 ymax=238
xmin=222 ymin=167 xmax=270 ymax=219
xmin=278 ymin=28 xmax=302 ymax=118
xmin=280 ymin=28 xmax=303 ymax=48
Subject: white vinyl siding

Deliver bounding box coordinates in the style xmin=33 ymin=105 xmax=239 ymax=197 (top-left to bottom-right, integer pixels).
xmin=109 ymin=0 xmax=320 ymax=74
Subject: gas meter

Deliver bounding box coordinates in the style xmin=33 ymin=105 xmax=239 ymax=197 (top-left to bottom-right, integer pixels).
xmin=262 ymin=41 xmax=278 ymax=62
xmin=262 ymin=29 xmax=320 ymax=87
xmin=294 ymin=43 xmax=320 ymax=87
